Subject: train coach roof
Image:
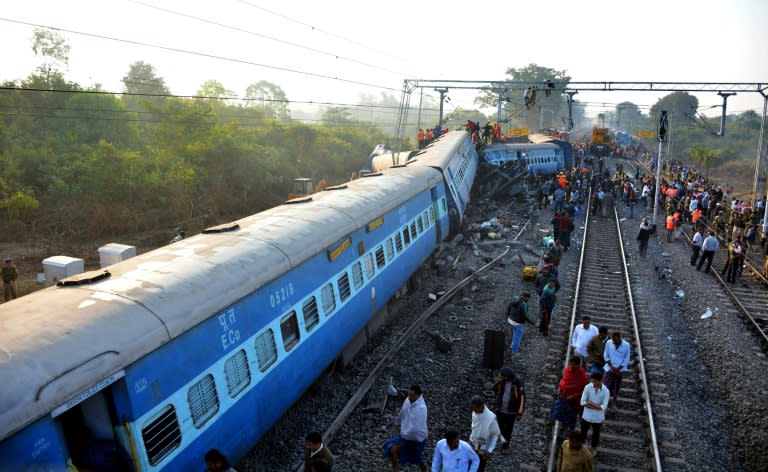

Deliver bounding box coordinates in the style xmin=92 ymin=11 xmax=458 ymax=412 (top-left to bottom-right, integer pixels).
xmin=0 ymin=165 xmax=442 ymax=441
xmin=406 ymin=131 xmax=470 ymax=168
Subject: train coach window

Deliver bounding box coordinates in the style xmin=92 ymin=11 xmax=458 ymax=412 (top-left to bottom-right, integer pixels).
xmin=188 ymin=374 xmax=219 ymax=429
xmin=429 ymin=208 xmax=436 ymax=226
xmin=141 ymin=405 xmax=181 ymax=466
xmin=402 ymin=227 xmax=411 ymax=247
xmin=303 ymin=297 xmax=320 ymax=332
xmin=395 ymin=233 xmax=403 ymax=253
xmin=338 ymin=272 xmax=351 ymax=302
xmin=255 ymin=329 xmax=278 ymax=372
xmin=352 ymin=262 xmax=363 ymax=289
xmin=423 ymin=211 xmax=430 ymax=228
xmin=224 ymin=349 xmax=251 ymax=398
xmin=280 ymin=311 xmax=300 ymax=352
xmin=441 ymin=198 xmax=447 ymax=213
xmin=321 ymin=283 xmax=336 ymax=315
xmin=375 ymin=245 xmax=386 ymax=269
xmin=364 ymin=253 xmax=375 ymax=279
xmin=386 ymin=239 xmax=394 ymax=261
xmin=417 ymin=216 xmax=424 ymax=234
xmin=410 ymin=222 xmax=418 ymax=240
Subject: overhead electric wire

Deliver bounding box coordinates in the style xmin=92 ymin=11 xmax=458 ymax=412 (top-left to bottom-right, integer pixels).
xmin=0 ymin=85 xmax=432 ymax=112
xmin=235 ymin=0 xmax=410 ymax=64
xmin=125 ymin=0 xmax=410 ymax=78
xmin=0 ymin=109 xmax=425 ymax=133
xmin=0 ymin=17 xmax=400 ymax=93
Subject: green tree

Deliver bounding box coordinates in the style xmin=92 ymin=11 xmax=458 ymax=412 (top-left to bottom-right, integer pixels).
xmin=123 ymin=61 xmax=171 ymax=108
xmin=55 ymin=92 xmax=140 ymax=147
xmin=197 ymin=80 xmax=236 ymax=99
xmin=31 ymin=28 xmax=70 ymax=83
xmin=689 ymin=146 xmax=721 ymax=177
xmin=245 ymin=81 xmax=289 ymax=120
xmin=0 ymin=190 xmax=39 ymax=220
xmin=475 ymin=64 xmax=571 ymax=131
xmin=650 ymin=92 xmax=699 ymax=123
xmin=321 ymin=107 xmax=355 ymax=127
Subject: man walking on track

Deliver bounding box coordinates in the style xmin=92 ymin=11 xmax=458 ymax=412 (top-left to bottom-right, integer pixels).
xmin=696 ymin=231 xmax=720 ymax=273
xmin=603 ymin=331 xmax=630 ymax=409
xmin=580 ymin=372 xmax=610 ymax=457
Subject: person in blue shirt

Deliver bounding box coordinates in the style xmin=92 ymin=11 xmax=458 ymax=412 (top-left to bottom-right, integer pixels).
xmin=603 ymin=331 xmax=631 ymax=408
xmin=579 ymin=372 xmax=610 ymax=455
xmin=431 ymin=430 xmax=479 ymax=472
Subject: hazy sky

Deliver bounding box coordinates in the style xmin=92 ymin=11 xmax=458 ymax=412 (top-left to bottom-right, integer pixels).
xmin=1 ymin=0 xmax=766 ymax=119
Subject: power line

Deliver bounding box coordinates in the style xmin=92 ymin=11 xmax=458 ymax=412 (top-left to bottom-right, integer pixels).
xmin=126 ymin=0 xmax=410 ymax=78
xmin=235 ymin=0 xmax=410 ymax=65
xmin=0 ymin=17 xmax=400 ymax=93
xmin=0 ymin=109 xmax=427 ymax=132
xmin=0 ymin=85 xmax=434 ymax=111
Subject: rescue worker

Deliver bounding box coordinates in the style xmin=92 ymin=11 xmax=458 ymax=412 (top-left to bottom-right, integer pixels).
xmin=665 ymin=213 xmax=674 ymax=242
xmin=417 ymin=129 xmax=426 ymax=149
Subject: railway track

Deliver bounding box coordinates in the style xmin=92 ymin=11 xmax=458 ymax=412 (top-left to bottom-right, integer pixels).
xmin=681 ymin=227 xmax=768 ymax=345
xmin=535 ymin=193 xmax=686 ymax=471
xmin=628 ymin=154 xmax=768 ymax=345
xmin=295 ymin=224 xmax=526 ymax=471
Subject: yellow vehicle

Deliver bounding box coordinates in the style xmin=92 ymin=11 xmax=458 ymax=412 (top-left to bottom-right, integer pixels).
xmin=589 ymin=113 xmax=612 ymax=157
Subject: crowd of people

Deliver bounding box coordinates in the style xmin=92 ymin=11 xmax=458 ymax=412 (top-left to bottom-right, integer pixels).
xmin=205 ymin=146 xmax=766 ymax=471
xmin=380 ymin=377 xmax=527 ymax=472
xmin=627 ymin=158 xmax=768 ymax=279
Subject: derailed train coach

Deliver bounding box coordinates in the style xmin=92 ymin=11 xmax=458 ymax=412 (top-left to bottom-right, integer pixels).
xmin=480 ymin=135 xmax=573 ymax=177
xmin=0 ymin=132 xmax=478 ymax=471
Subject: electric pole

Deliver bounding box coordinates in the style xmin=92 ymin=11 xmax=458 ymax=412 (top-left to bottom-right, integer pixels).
xmin=653 ymin=111 xmax=668 ymax=229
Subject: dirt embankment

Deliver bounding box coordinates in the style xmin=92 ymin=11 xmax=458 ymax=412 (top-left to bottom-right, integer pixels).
xmin=0 ymin=228 xmax=174 ymax=299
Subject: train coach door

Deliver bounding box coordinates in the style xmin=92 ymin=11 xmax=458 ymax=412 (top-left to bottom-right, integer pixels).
xmin=430 ymin=186 xmax=442 ymax=243
xmin=54 ymin=377 xmax=134 ymax=471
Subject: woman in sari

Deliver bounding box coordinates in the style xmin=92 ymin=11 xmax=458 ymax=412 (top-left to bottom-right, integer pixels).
xmin=549 ymin=355 xmax=589 ymax=431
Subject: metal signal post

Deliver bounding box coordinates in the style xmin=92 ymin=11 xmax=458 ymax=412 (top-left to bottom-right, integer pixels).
xmin=652 ymin=111 xmax=668 ymax=228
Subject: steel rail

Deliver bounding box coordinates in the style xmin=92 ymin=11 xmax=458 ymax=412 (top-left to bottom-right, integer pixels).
xmin=613 ymin=205 xmax=663 ymax=472
xmin=681 ymin=228 xmax=768 ymax=346
xmin=294 ymin=239 xmax=516 ymax=471
xmin=545 ymin=186 xmax=593 ymax=472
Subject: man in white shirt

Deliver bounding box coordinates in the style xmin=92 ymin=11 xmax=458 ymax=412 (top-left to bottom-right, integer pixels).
xmin=385 ymin=385 xmax=428 ymax=472
xmin=469 ymin=396 xmax=501 ymax=472
xmin=571 ymin=317 xmax=598 ymax=365
xmin=641 ymin=184 xmax=651 ymax=207
xmin=431 ymin=430 xmax=479 ymax=472
xmin=690 ymin=228 xmax=703 ymax=267
xmin=580 ymin=372 xmax=610 ymax=456
xmin=696 ymin=231 xmax=720 ymax=273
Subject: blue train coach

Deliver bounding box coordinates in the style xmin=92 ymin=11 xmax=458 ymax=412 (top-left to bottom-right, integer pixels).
xmin=375 ymin=131 xmax=479 ymax=231
xmin=0 ymin=133 xmax=478 ymax=471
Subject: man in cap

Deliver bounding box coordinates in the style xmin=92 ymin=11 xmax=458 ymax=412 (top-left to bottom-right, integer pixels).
xmin=2 ymin=257 xmax=19 ymax=302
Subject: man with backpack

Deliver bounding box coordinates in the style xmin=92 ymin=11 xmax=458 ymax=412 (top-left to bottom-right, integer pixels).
xmin=507 ymin=291 xmax=533 ymax=356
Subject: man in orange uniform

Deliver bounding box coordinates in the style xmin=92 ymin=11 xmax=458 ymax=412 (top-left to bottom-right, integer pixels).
xmin=417 ymin=129 xmax=425 ymax=149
